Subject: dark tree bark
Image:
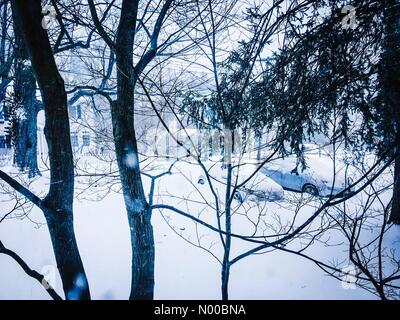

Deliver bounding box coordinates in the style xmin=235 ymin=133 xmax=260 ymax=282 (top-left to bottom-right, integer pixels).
xmin=0 ymin=1 xmax=12 ymax=116
xmin=113 ymin=0 xmax=154 ymax=300
xmin=88 ymin=0 xmax=173 ymax=299
xmin=11 ymin=0 xmax=90 ymax=299
xmin=391 ymin=156 xmax=400 ymax=224
xmin=11 ymin=5 xmax=41 ymax=177
xmin=221 ymin=161 xmax=232 ymax=300
xmin=382 ymin=0 xmax=400 ymax=224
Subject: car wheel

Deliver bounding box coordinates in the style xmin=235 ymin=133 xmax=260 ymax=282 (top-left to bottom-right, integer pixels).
xmin=233 ymin=191 xmax=244 ymax=203
xmin=302 ymin=184 xmax=319 ymax=196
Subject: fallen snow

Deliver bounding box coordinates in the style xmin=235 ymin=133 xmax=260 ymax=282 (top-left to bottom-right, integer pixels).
xmin=1 ymin=157 xmax=394 ymax=300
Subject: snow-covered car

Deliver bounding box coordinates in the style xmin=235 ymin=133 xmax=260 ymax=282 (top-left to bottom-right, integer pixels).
xmin=260 ymin=155 xmax=354 ymax=197
xmin=217 ymin=163 xmax=284 ymax=203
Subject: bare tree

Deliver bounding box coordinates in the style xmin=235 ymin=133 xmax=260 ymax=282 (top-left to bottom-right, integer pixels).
xmin=0 ymin=0 xmax=90 ymax=300
xmin=137 ymin=0 xmax=399 ymax=300
xmin=87 ymin=0 xmax=177 ymax=299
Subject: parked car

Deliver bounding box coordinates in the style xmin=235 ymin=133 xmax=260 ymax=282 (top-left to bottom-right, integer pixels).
xmin=198 ymin=163 xmax=284 ymax=203
xmin=260 ymin=155 xmax=354 ymax=197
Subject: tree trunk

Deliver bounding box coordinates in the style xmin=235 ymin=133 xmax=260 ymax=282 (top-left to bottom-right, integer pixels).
xmin=221 ymin=261 xmax=231 ymax=300
xmin=12 ymin=0 xmax=90 ymax=299
xmin=113 ymin=0 xmax=154 ymax=299
xmin=0 ymin=1 xmax=11 ymax=104
xmin=128 ymin=210 xmax=155 ymax=299
xmin=390 ymin=155 xmax=400 ymax=224
xmin=11 ymin=2 xmax=40 ymax=177
xmin=382 ymin=0 xmax=400 ymax=224
xmin=221 ymin=159 xmax=233 ymax=300
xmin=12 ymin=66 xmax=41 ymax=178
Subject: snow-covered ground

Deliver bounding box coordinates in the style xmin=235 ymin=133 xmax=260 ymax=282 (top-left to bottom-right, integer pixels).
xmin=0 ymin=156 xmax=397 ymax=300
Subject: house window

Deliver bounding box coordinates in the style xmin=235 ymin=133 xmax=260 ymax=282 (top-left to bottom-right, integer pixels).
xmin=76 ymin=105 xmax=82 ymax=119
xmin=82 ymin=131 xmax=90 ymax=147
xmin=69 ymin=105 xmax=82 ymax=119
xmin=0 ymin=136 xmax=5 ymax=148
xmin=71 ymin=132 xmax=79 ymax=147
xmin=0 ymin=103 xmax=6 ymax=123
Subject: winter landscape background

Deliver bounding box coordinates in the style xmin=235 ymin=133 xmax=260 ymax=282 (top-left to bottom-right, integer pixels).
xmin=0 ymin=0 xmax=399 ymax=300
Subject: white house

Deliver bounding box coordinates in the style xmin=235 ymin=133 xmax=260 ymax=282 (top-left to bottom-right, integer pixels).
xmin=37 ymin=102 xmax=104 ymax=157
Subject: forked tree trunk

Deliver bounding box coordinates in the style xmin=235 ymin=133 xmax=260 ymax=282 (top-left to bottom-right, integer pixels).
xmin=113 ymin=0 xmax=154 ymax=299
xmin=12 ymin=0 xmax=90 ymax=299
